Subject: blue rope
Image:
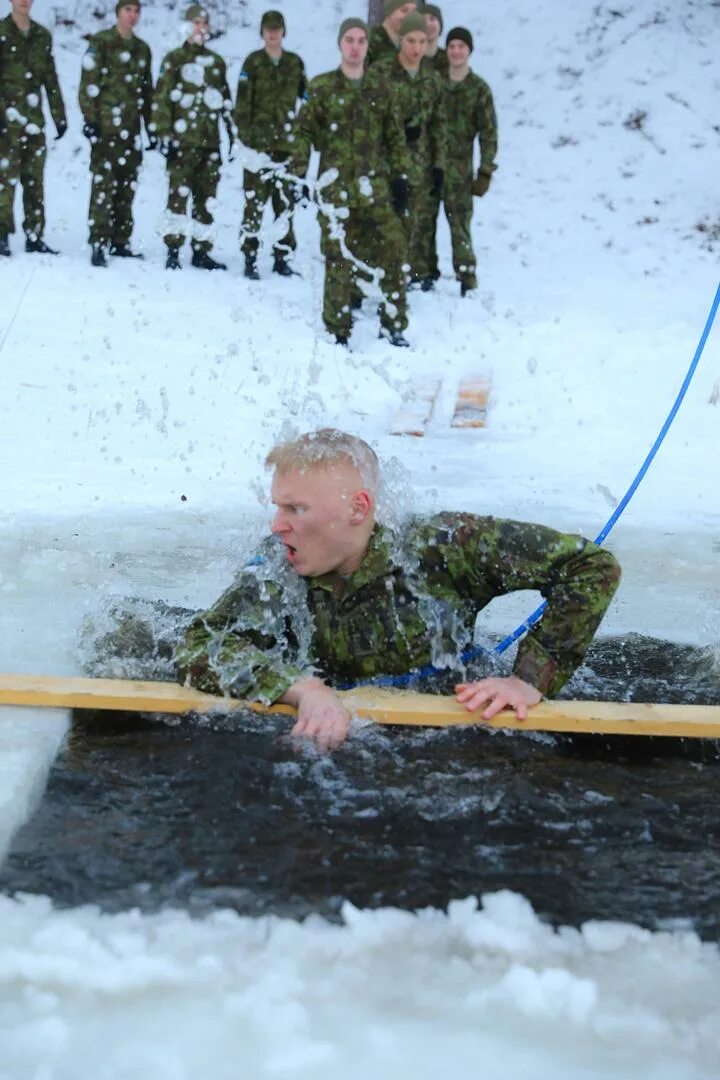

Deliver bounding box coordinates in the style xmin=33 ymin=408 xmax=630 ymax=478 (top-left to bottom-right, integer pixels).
xmin=354 ymin=281 xmax=720 ymax=690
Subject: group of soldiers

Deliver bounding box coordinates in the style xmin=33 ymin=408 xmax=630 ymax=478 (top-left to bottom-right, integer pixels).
xmin=0 ymin=0 xmax=498 ymax=346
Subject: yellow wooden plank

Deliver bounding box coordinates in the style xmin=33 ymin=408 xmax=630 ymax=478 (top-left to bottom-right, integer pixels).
xmin=0 ymin=673 xmax=718 ymax=738
xmin=451 ymin=377 xmax=490 ymax=429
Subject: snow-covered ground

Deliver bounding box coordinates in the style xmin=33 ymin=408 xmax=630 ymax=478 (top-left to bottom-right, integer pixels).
xmin=1 ymin=0 xmax=719 ymax=1075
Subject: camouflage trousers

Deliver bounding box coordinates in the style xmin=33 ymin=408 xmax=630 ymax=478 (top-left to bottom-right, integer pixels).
xmin=88 ymin=139 xmax=142 ymax=247
xmin=163 ymin=146 xmax=220 ymax=253
xmin=240 ymin=165 xmax=296 ymax=258
xmin=319 ymin=203 xmax=408 ymax=338
xmin=443 ymin=196 xmax=477 ymax=285
xmin=405 ymin=179 xmax=440 ymax=282
xmin=0 ymin=128 xmax=47 ymax=239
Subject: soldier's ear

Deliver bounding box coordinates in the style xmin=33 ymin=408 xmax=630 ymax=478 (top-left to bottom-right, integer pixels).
xmin=349 ymin=490 xmax=372 ymax=525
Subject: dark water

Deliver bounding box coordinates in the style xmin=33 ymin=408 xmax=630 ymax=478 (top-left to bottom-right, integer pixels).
xmin=1 ymin=635 xmax=719 ymax=940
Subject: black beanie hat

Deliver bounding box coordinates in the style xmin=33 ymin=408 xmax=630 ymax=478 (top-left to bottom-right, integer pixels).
xmin=446 ymin=26 xmax=473 ymax=52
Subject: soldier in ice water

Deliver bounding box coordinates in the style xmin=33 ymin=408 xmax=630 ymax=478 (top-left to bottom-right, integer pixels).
xmin=235 ymin=9 xmax=306 ymax=281
xmin=442 ymin=27 xmax=498 ymax=296
xmin=288 ymin=18 xmax=411 ymax=348
xmin=419 ymin=3 xmax=448 ymax=77
xmin=0 ymin=0 xmax=66 ymax=257
xmin=366 ymin=11 xmax=446 ymax=290
xmin=176 ymin=429 xmax=621 ymax=750
xmin=367 ymin=0 xmax=417 ymax=67
xmin=153 ymin=3 xmax=234 ymax=271
xmin=79 ymin=0 xmax=154 ymax=267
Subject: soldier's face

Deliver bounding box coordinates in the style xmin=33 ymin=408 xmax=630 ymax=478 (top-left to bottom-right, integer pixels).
xmin=447 ymin=39 xmax=471 ymax=67
xmin=270 ymin=464 xmax=372 ymax=577
xmin=340 ymin=28 xmax=369 ymax=67
xmin=388 ymin=3 xmax=417 ymax=32
xmin=262 ymin=27 xmax=284 ymax=49
xmin=189 ymin=16 xmax=209 ymax=44
xmin=425 ymin=14 xmax=441 ymax=42
xmin=117 ymin=4 xmax=140 ymax=33
xmin=12 ymin=0 xmax=33 ymax=17
xmin=399 ymin=30 xmax=428 ymax=68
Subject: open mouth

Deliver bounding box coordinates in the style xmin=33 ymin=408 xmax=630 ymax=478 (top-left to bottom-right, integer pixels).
xmin=285 ymin=544 xmax=298 ymax=561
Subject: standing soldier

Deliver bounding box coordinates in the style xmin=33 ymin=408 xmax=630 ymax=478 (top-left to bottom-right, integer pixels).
xmin=153 ymin=3 xmax=234 ymax=271
xmin=366 ymin=12 xmax=446 ymax=291
xmin=0 ymin=0 xmax=66 ymax=257
xmin=235 ymin=10 xmax=306 ymax=280
xmin=79 ymin=0 xmax=154 ymax=268
xmin=420 ymin=4 xmax=448 ymax=76
xmin=290 ymin=18 xmax=411 ymax=348
xmin=443 ymin=27 xmax=498 ymax=296
xmin=367 ymin=0 xmax=416 ymax=66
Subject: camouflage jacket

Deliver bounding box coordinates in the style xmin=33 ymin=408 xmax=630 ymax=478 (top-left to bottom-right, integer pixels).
xmin=0 ymin=15 xmax=66 ymax=135
xmin=234 ymin=48 xmax=306 ymax=160
xmin=175 ymin=514 xmax=621 ymax=705
xmin=365 ymin=55 xmax=446 ymax=185
xmin=423 ymin=47 xmax=448 ymax=78
xmin=289 ymin=67 xmax=410 ymax=210
xmin=445 ymin=70 xmax=498 ymax=192
xmin=78 ymin=28 xmax=153 ymax=139
xmin=153 ymin=40 xmax=233 ymax=150
xmin=366 ymin=24 xmax=396 ymax=67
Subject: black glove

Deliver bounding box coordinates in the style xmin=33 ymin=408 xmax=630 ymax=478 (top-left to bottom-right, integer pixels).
xmin=54 ymin=120 xmax=67 ymax=141
xmin=390 ymin=176 xmax=409 ymax=215
xmin=159 ymin=139 xmax=179 ymax=161
xmin=404 ymin=123 xmax=421 ymax=145
xmin=473 ymin=172 xmax=491 ymax=197
xmin=431 ymin=167 xmax=444 ymax=199
xmin=82 ymin=121 xmax=100 ymax=143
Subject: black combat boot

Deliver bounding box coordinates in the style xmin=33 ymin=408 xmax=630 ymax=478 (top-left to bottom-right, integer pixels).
xmin=109 ymin=243 xmax=143 ymax=258
xmin=91 ymin=244 xmax=107 ymax=268
xmin=460 ymin=275 xmax=478 ymax=297
xmin=379 ymin=328 xmax=410 ymax=348
xmin=0 ymin=234 xmax=10 ymax=257
xmin=334 ymin=334 xmax=350 ymax=347
xmin=244 ymin=254 xmax=260 ymax=280
xmin=272 ymin=254 xmax=298 ymax=277
xmin=25 ymin=237 xmax=59 ymax=255
xmin=165 ymin=246 xmax=181 ymax=270
xmin=420 ymin=277 xmax=435 ymax=292
xmin=192 ymin=250 xmax=227 ymax=271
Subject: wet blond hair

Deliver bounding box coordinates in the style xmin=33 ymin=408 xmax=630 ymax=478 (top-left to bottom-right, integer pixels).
xmin=265 ymin=429 xmax=380 ymax=492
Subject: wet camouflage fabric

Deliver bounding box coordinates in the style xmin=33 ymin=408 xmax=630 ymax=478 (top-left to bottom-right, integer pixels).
xmin=234 ymin=49 xmax=306 ymax=158
xmin=154 ymin=41 xmax=233 ymax=251
xmin=153 ymin=41 xmax=233 ymax=152
xmin=163 ymin=147 xmax=220 ymax=252
xmin=235 ymin=49 xmax=306 ymax=259
xmin=240 ymin=166 xmax=296 ymax=257
xmin=366 ymin=24 xmax=397 ymax=67
xmin=289 ymin=68 xmax=410 ymax=333
xmin=176 ymin=514 xmax=621 ymax=704
xmin=79 ymin=28 xmax=153 ymax=247
xmin=0 ymin=16 xmax=66 ymax=238
xmin=365 ymin=55 xmax=447 ymax=280
xmin=319 ymin=205 xmax=408 ymax=337
xmin=440 ymin=70 xmax=498 ymax=282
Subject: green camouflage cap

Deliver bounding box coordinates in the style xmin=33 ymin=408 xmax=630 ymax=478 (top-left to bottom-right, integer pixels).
xmin=116 ymin=0 xmax=140 ymax=13
xmin=261 ymin=10 xmax=286 ymax=32
xmin=184 ymin=4 xmax=209 ymax=21
xmin=384 ymin=0 xmax=415 ymax=16
xmin=421 ymin=4 xmax=443 ymax=30
xmin=398 ymin=11 xmax=428 ymax=36
xmin=338 ymin=17 xmax=369 ymax=44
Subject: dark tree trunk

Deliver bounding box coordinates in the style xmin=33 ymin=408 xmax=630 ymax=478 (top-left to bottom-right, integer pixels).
xmin=368 ymin=0 xmax=384 ymax=27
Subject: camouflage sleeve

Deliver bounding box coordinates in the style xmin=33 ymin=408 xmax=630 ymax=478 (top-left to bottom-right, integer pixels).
xmin=475 ymin=77 xmax=498 ymax=176
xmin=174 ymin=569 xmax=312 ymax=705
xmin=234 ymin=54 xmax=254 ymax=146
xmin=429 ymin=80 xmax=447 ymax=173
xmin=418 ymin=514 xmax=621 ymax=697
xmin=141 ymin=44 xmax=154 ymax=134
xmin=78 ymin=37 xmax=101 ymax=126
xmin=44 ymin=32 xmax=66 ymax=130
xmin=152 ymin=54 xmax=175 ymax=141
xmin=289 ymin=79 xmax=322 ymax=178
xmin=382 ymin=85 xmax=410 ymax=179
xmin=298 ymin=58 xmax=307 ymax=102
